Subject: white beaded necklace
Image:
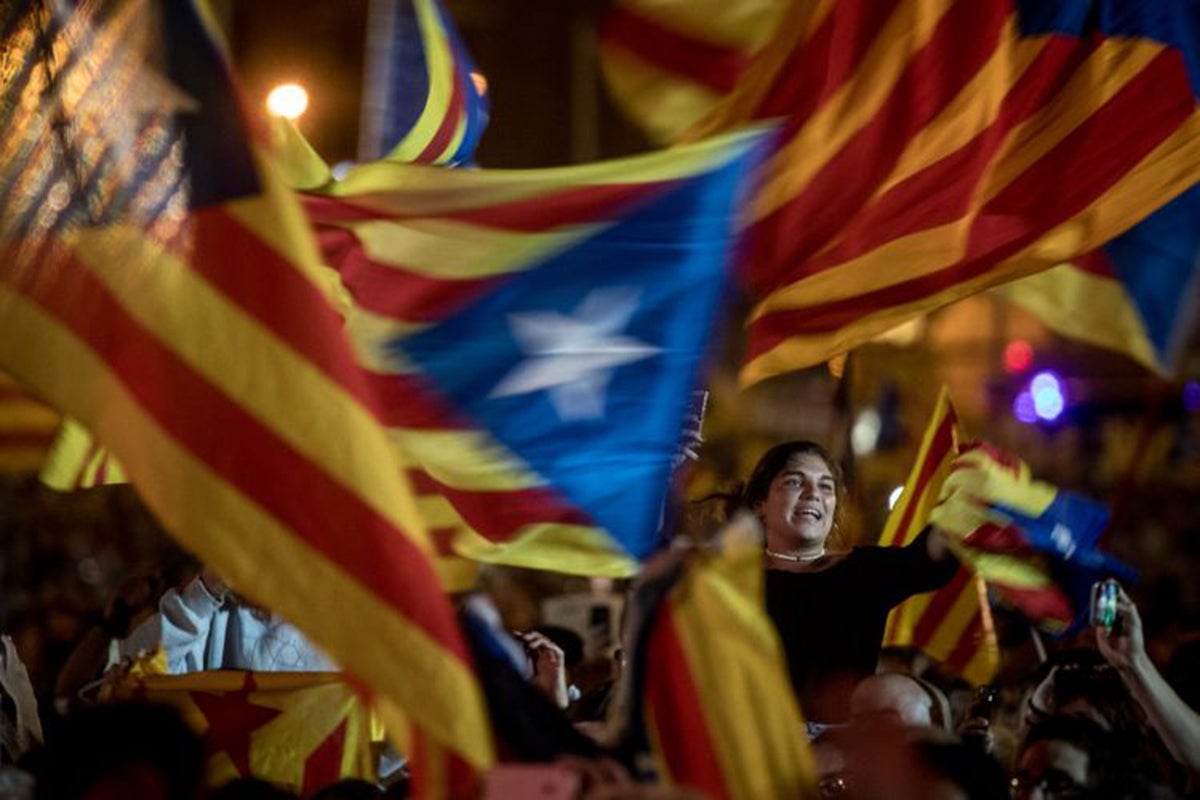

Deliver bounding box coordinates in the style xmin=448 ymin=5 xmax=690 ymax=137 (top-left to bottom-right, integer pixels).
xmin=765 ymin=548 xmax=827 ymax=563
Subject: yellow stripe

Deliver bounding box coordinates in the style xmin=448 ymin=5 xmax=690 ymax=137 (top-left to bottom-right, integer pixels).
xmin=345 ymin=309 xmax=427 ymax=374
xmin=602 ymin=47 xmax=724 ymax=145
xmin=616 ymin=0 xmax=789 ymax=50
xmin=390 ymin=428 xmax=544 ymax=491
xmin=0 ymin=402 xmax=58 ymax=431
xmin=0 ymin=282 xmax=494 ymax=768
xmin=749 ymin=0 xmax=955 ymax=221
xmin=329 ymin=126 xmax=770 ymax=210
xmin=70 ymin=226 xmax=432 ymax=553
xmin=351 ymin=218 xmax=604 ymax=279
xmin=388 ymin=0 xmax=456 ymax=162
xmin=922 ymin=581 xmax=984 ymax=656
xmin=997 ymin=263 xmax=1159 ymax=372
xmin=883 ymin=590 xmax=933 ymax=645
xmin=879 ymin=388 xmax=956 ymax=547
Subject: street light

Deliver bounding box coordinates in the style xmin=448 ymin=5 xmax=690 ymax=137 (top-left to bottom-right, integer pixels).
xmin=266 ymin=82 xmax=309 ymax=120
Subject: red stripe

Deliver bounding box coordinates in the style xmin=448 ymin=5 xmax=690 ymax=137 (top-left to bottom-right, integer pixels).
xmin=416 ymin=60 xmax=466 ymax=164
xmin=301 ymin=719 xmax=348 ymax=795
xmin=911 ymin=567 xmax=972 ymax=648
xmin=601 ymin=5 xmax=750 ymax=94
xmin=1 ymin=234 xmax=471 ymax=664
xmin=756 ymin=0 xmax=900 ymax=122
xmin=76 ymin=440 xmax=102 ymax=490
xmin=326 ymin=231 xmax=505 ymax=324
xmin=302 ymin=181 xmax=666 ymax=233
xmin=942 ymin=612 xmax=984 ymax=674
xmin=746 ymin=47 xmax=1193 ymax=360
xmin=409 ymin=469 xmax=595 ymax=544
xmin=790 ymin=37 xmax=1091 ymax=278
xmin=963 ymin=521 xmax=1037 ymax=556
xmin=187 ymin=211 xmax=379 ymax=413
xmin=746 ymin=0 xmax=1012 ymax=296
xmin=1071 ymin=249 xmax=1119 ymax=279
xmin=364 ymin=370 xmax=471 ymax=430
xmin=645 ymin=606 xmax=732 ymax=800
xmin=879 ymin=413 xmax=955 ymax=546
xmin=0 ymin=432 xmax=55 ymax=448
xmin=992 ymin=582 xmax=1072 ymax=628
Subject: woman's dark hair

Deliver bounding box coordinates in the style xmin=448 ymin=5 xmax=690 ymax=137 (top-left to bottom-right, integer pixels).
xmin=742 ymin=440 xmax=843 ymax=511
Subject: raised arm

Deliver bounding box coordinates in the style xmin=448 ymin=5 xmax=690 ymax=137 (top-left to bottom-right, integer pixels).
xmin=1096 ymin=585 xmax=1200 ymax=781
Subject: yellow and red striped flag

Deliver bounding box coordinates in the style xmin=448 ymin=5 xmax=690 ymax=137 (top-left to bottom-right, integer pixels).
xmin=637 ymin=515 xmax=817 ymax=800
xmin=607 ymin=0 xmax=1200 ymax=385
xmin=108 ymin=670 xmax=378 ymax=795
xmin=0 ymin=1 xmax=491 ymax=792
xmin=880 ymin=389 xmax=999 ymax=686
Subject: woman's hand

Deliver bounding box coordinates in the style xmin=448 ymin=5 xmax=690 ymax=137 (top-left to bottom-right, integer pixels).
xmin=1094 ymin=584 xmax=1146 ymax=672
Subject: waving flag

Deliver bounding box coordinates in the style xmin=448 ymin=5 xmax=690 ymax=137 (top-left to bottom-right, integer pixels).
xmin=931 ymin=443 xmax=1136 ymax=634
xmin=605 ymin=0 xmax=1200 ymax=385
xmin=632 ymin=516 xmax=817 ymax=800
xmin=108 ymin=671 xmax=378 ymax=794
xmin=0 ymin=373 xmax=58 ymax=474
xmin=997 ymin=185 xmax=1200 ymax=374
xmin=880 ymin=389 xmax=999 ymax=686
xmin=359 ymin=0 xmax=489 ymax=165
xmin=0 ymin=0 xmax=491 ymax=788
xmin=600 ymin=0 xmax=787 ymax=144
xmin=303 ymin=128 xmax=770 ymax=578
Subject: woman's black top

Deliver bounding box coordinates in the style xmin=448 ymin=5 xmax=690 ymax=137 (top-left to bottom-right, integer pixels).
xmin=765 ymin=529 xmax=957 ymax=723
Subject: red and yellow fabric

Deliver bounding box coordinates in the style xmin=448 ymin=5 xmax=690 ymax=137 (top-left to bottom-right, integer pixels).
xmin=108 ymin=670 xmax=376 ymax=795
xmin=643 ymin=515 xmax=817 ymax=800
xmin=301 ymin=130 xmax=765 ymax=583
xmin=660 ymin=0 xmax=1200 ymax=385
xmin=0 ymin=372 xmax=58 ymax=474
xmin=879 ymin=388 xmax=998 ymax=686
xmin=600 ymin=0 xmax=788 ymax=143
xmin=0 ymin=2 xmax=491 ymax=791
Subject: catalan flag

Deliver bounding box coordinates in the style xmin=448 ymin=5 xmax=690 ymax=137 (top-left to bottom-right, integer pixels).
xmin=997 ymin=184 xmax=1200 ymax=374
xmin=0 ymin=0 xmax=491 ymax=790
xmin=633 ymin=515 xmax=817 ymax=800
xmin=302 ymin=128 xmax=771 ymax=579
xmin=108 ymin=671 xmax=377 ymax=794
xmin=880 ymin=389 xmax=998 ymax=686
xmin=606 ymin=0 xmax=1200 ymax=385
xmin=931 ymin=442 xmax=1136 ymax=634
xmin=359 ymin=0 xmax=489 ymax=165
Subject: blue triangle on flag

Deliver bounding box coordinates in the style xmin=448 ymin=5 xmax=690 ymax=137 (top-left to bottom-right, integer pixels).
xmin=391 ymin=149 xmax=758 ymax=559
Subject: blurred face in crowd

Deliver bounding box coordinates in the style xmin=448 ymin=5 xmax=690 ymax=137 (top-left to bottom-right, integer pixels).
xmin=758 ymin=452 xmax=837 ymax=554
xmin=1011 ymin=739 xmax=1090 ymax=800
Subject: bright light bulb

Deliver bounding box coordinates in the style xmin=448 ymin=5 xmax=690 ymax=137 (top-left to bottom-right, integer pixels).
xmin=266 ymin=83 xmax=309 ymax=120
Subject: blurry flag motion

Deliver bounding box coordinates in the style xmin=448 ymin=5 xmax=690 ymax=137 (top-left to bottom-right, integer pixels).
xmin=997 ymin=184 xmax=1200 ymax=374
xmin=41 ymin=416 xmax=125 ymax=489
xmin=0 ymin=0 xmax=492 ymax=788
xmin=880 ymin=389 xmax=999 ymax=686
xmin=359 ymin=0 xmax=489 ymax=165
xmin=303 ymin=129 xmax=769 ymax=579
xmin=109 ymin=671 xmax=377 ymax=794
xmin=932 ymin=442 xmax=1136 ymax=635
xmin=631 ymin=516 xmax=817 ymax=800
xmin=0 ymin=372 xmax=58 ymax=474
xmin=600 ymin=0 xmax=788 ymax=144
xmin=606 ymin=0 xmax=1200 ymax=385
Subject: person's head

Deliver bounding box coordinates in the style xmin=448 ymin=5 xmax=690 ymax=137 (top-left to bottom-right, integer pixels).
xmin=744 ymin=441 xmax=842 ymax=554
xmin=1024 ymin=649 xmax=1141 ymax=736
xmin=850 ymin=673 xmax=951 ymax=731
xmin=32 ymin=702 xmax=205 ymax=800
xmin=1011 ymin=716 xmax=1118 ymax=800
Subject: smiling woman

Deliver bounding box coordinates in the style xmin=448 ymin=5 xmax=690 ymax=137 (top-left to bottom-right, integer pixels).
xmin=737 ymin=441 xmax=959 ymax=727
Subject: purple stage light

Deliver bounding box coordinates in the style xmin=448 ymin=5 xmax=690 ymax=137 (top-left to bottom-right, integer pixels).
xmin=1029 ymin=370 xmax=1065 ymax=421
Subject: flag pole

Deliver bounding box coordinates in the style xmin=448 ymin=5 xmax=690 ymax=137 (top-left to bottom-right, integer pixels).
xmin=1029 ymin=624 xmax=1047 ymax=664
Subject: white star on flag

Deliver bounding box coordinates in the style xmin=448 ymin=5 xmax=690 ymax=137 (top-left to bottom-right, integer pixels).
xmin=489 ymin=287 xmax=661 ymax=420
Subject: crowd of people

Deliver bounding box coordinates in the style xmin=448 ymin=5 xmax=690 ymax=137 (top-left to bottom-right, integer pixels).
xmin=1 ymin=440 xmax=1199 ymax=799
